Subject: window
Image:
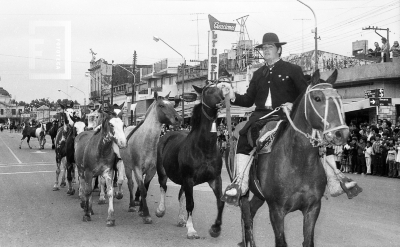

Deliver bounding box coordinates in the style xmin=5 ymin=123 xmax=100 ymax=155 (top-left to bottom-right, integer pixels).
xmin=12 ymin=109 xmax=16 ymax=115
xmin=0 ymin=109 xmax=3 ymax=115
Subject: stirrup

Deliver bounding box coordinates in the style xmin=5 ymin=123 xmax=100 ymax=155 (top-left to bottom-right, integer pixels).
xmin=221 ymin=184 xmax=241 ymax=207
xmin=339 ymin=178 xmax=363 ymax=199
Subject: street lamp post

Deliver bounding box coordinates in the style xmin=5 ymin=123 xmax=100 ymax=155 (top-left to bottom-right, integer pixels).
xmin=112 ymin=61 xmax=136 ymax=125
xmin=58 ymin=89 xmax=71 ymax=100
xmin=70 ymin=85 xmax=87 ymax=112
xmin=153 ymin=36 xmax=185 ymax=122
xmin=297 ymin=0 xmax=318 ymax=71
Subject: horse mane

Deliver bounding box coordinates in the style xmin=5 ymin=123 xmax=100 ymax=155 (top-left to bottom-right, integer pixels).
xmin=190 ymin=103 xmax=202 ymax=130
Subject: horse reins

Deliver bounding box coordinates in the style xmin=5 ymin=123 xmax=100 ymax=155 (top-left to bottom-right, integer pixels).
xmin=201 ymin=83 xmax=224 ymax=121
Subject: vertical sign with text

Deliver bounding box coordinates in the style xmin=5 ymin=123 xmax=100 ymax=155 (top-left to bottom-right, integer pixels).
xmin=208 ymin=31 xmax=219 ymax=80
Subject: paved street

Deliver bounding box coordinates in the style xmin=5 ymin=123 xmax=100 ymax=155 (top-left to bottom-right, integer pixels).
xmin=0 ymin=131 xmax=399 ymax=247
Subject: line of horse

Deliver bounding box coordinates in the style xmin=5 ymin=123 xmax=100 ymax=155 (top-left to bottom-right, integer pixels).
xmin=20 ymin=69 xmax=351 ymax=246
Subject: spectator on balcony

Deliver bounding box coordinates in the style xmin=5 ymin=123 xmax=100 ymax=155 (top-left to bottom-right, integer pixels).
xmin=381 ymin=37 xmax=390 ymax=63
xmin=390 ymin=41 xmax=400 ymax=63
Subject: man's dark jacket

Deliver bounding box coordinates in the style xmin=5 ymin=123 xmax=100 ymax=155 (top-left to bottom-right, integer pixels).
xmin=232 ymin=59 xmax=309 ymax=136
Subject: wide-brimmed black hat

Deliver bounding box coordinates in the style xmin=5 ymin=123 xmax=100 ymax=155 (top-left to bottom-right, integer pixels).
xmin=255 ymin=33 xmax=287 ymax=49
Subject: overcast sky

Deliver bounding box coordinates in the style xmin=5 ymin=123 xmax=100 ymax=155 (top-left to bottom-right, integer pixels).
xmin=0 ymin=0 xmax=399 ymax=104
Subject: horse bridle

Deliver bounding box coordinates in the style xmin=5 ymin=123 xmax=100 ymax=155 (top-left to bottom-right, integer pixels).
xmin=304 ymin=83 xmax=348 ymax=136
xmin=282 ymin=83 xmax=348 ymax=147
xmin=201 ymin=81 xmax=225 ymax=121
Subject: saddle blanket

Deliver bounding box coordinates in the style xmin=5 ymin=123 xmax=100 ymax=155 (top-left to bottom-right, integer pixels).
xmin=256 ymin=120 xmax=284 ymax=154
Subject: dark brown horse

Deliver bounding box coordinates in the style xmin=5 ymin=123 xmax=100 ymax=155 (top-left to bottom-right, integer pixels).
xmin=65 ymin=113 xmax=86 ymax=195
xmin=237 ymin=70 xmax=349 ymax=247
xmin=81 ymin=110 xmax=126 ymax=226
xmin=45 ymin=119 xmax=60 ymax=149
xmin=156 ymin=84 xmax=225 ymax=239
xmin=53 ymin=102 xmax=75 ymax=191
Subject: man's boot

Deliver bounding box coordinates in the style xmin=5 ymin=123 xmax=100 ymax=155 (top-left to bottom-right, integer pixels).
xmin=323 ymin=155 xmax=362 ymax=199
xmin=221 ymin=154 xmax=252 ymax=206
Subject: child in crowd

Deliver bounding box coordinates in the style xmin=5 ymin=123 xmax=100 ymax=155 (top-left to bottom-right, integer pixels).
xmin=386 ymin=144 xmax=396 ymax=177
xmin=365 ymin=141 xmax=373 ymax=175
xmin=395 ymin=140 xmax=400 ymax=178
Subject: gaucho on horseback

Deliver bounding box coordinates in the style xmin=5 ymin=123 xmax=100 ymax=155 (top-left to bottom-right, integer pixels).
xmin=220 ymin=32 xmax=361 ymax=203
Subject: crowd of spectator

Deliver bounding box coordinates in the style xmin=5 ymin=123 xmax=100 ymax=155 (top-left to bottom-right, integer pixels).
xmin=332 ymin=119 xmax=400 ymax=178
xmin=368 ymin=38 xmax=400 ymax=63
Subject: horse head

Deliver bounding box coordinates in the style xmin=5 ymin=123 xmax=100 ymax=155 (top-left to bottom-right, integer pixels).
xmin=303 ymin=69 xmax=349 ymax=145
xmin=59 ymin=102 xmax=75 ymax=127
xmin=112 ymin=102 xmax=125 ymax=119
xmin=101 ymin=111 xmax=127 ymax=149
xmin=70 ymin=114 xmax=86 ymax=136
xmin=152 ymin=92 xmax=182 ymax=126
xmin=87 ymin=107 xmax=103 ymax=130
xmin=192 ymin=82 xmax=225 ymax=124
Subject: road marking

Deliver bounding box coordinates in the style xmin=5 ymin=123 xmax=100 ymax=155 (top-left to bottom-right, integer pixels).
xmin=0 ymin=163 xmax=54 ymax=168
xmin=0 ymin=170 xmax=54 ymax=175
xmin=0 ymin=136 xmax=22 ymax=164
xmin=32 ymin=151 xmax=47 ymax=154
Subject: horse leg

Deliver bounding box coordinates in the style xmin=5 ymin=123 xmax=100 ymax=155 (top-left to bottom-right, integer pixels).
xmin=156 ymin=164 xmax=169 ymax=218
xmin=115 ymin=159 xmax=125 ymax=200
xmin=184 ymin=178 xmax=199 ymax=239
xmin=177 ymin=187 xmax=187 ymax=227
xmin=238 ymin=194 xmax=257 ymax=247
xmin=19 ymin=136 xmax=26 ymax=149
xmin=27 ymin=136 xmax=32 ymax=149
xmin=103 ymin=168 xmax=116 ymax=227
xmin=71 ymin=164 xmax=76 ymax=184
xmin=125 ymin=166 xmax=137 ymax=212
xmin=98 ymin=176 xmax=107 ymax=204
xmin=60 ymin=158 xmax=67 ymax=187
xmin=269 ymin=207 xmax=287 ymax=247
xmin=78 ymin=171 xmax=86 ymax=209
xmin=51 ymin=137 xmax=55 ymax=149
xmin=208 ymin=175 xmax=225 ymax=238
xmin=134 ymin=187 xmax=141 ymax=206
xmin=83 ymin=170 xmax=94 ymax=222
xmin=302 ymin=201 xmax=321 ymax=247
xmin=66 ymin=162 xmax=75 ymax=195
xmin=133 ymin=166 xmax=152 ymax=224
xmin=53 ymin=158 xmax=61 ymax=191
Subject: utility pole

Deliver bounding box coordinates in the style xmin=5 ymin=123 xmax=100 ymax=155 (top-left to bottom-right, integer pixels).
xmin=293 ymin=18 xmax=311 ymax=53
xmin=131 ymin=51 xmax=137 ymax=125
xmin=191 ymin=13 xmax=205 ymax=62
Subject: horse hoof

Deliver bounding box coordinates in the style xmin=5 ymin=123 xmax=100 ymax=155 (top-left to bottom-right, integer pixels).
xmin=177 ymin=220 xmax=186 ymax=227
xmin=106 ymin=219 xmax=115 ymax=227
xmin=138 ymin=211 xmax=144 ymax=217
xmin=128 ymin=207 xmax=137 ymax=212
xmin=133 ymin=200 xmax=140 ymax=206
xmin=19 ymin=147 xmax=21 ymax=149
xmin=115 ymin=193 xmax=123 ymax=200
xmin=67 ymin=188 xmax=75 ymax=195
xmin=98 ymin=199 xmax=106 ymax=205
xmin=142 ymin=216 xmax=153 ymax=224
xmin=237 ymin=242 xmax=245 ymax=247
xmin=60 ymin=182 xmax=66 ymax=188
xmin=209 ymin=225 xmax=221 ymax=238
xmin=29 ymin=147 xmax=32 ymax=149
xmin=52 ymin=187 xmax=59 ymax=191
xmin=83 ymin=215 xmax=91 ymax=222
xmin=155 ymin=208 xmax=165 ymax=218
xmin=187 ymin=232 xmax=200 ymax=239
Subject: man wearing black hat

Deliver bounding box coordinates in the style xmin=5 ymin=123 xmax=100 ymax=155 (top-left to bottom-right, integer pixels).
xmin=220 ymin=33 xmax=309 ymax=197
xmin=220 ymin=33 xmax=359 ymax=199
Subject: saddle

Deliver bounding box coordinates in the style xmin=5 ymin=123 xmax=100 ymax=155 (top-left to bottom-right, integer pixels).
xmin=247 ymin=115 xmax=285 ymax=154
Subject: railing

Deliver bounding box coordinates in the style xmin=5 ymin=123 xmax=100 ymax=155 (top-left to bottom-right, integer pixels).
xmin=151 ymin=86 xmax=163 ymax=93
